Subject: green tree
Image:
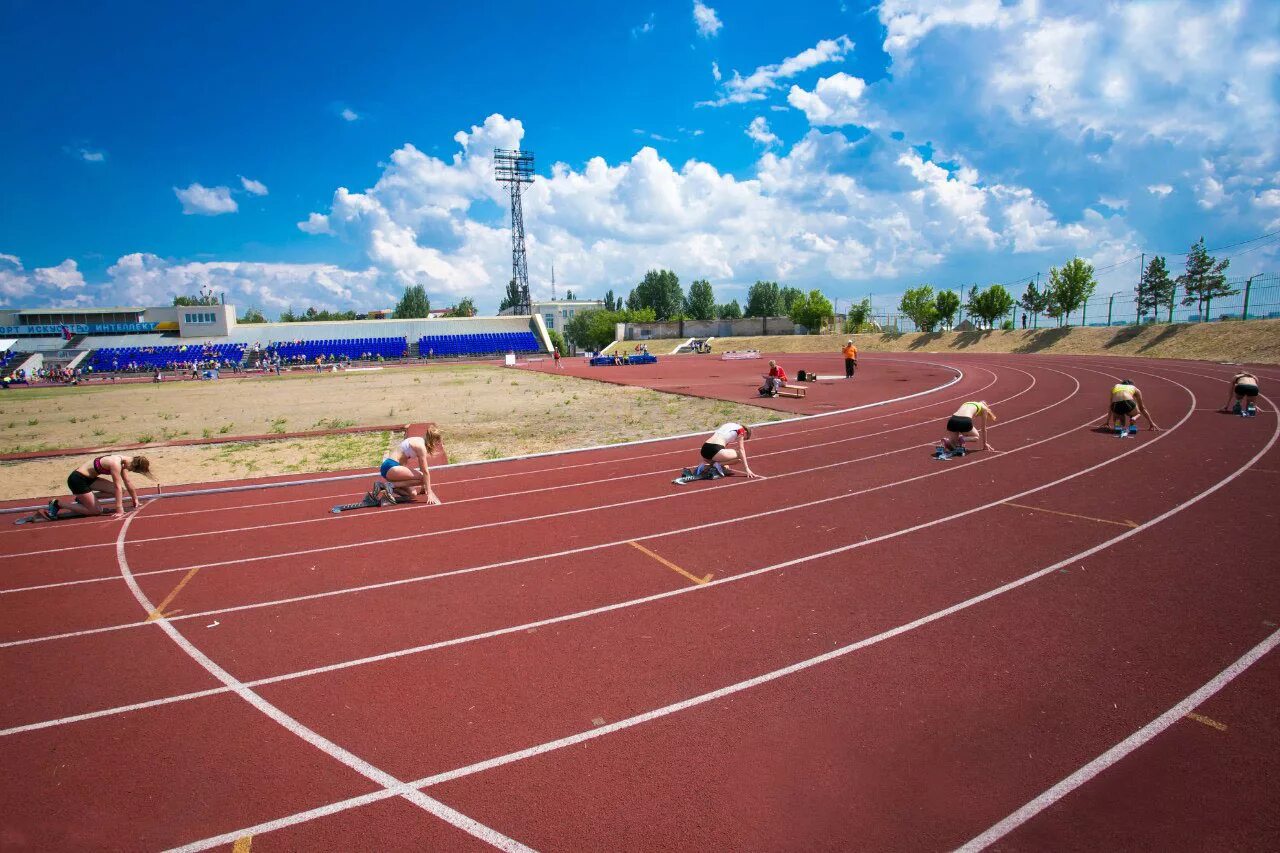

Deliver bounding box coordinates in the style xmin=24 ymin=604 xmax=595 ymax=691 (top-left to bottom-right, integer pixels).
xmin=789 ymin=289 xmax=835 ymax=333
xmin=744 ymin=281 xmax=783 ymax=317
xmin=603 ymin=289 xmax=617 ymax=311
xmin=968 ymin=285 xmax=1016 ymax=329
xmin=628 ymin=269 xmax=683 ymax=320
xmin=279 ymin=306 xmax=297 ymax=323
xmin=899 ymin=285 xmax=940 ymax=332
xmin=1136 ymin=256 xmax=1174 ymax=322
xmin=684 ymin=279 xmax=717 ymax=321
xmin=442 ymin=297 xmax=477 ymax=318
xmin=1046 ymin=258 xmax=1096 ymax=326
xmin=934 ymin=290 xmax=961 ymax=329
xmin=843 ymin=297 xmax=872 ymax=333
xmin=498 ymin=279 xmax=521 ymax=312
xmin=779 ymin=285 xmax=804 ymax=314
xmin=1177 ymin=237 xmax=1234 ymax=320
xmin=562 ymin=307 xmax=657 ymax=351
xmin=393 ymin=284 xmax=431 ymax=319
xmin=1019 ymin=280 xmax=1049 ymax=328
xmin=546 ymin=328 xmax=566 ymax=355
xmin=717 ymin=299 xmax=743 ymax=319
xmin=238 ymin=307 xmax=267 ymax=324
xmin=173 ymin=286 xmax=219 ymax=307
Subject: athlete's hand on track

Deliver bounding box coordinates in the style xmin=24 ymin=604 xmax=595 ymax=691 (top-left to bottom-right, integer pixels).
xmin=746 ymin=471 xmax=763 ymax=479
xmin=425 ymin=492 xmax=442 ymax=505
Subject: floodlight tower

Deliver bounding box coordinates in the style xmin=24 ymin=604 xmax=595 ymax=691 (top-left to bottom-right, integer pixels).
xmin=494 ymin=148 xmax=535 ymax=315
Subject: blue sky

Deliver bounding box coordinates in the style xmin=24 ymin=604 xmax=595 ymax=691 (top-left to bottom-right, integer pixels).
xmin=2 ymin=0 xmax=1278 ymax=316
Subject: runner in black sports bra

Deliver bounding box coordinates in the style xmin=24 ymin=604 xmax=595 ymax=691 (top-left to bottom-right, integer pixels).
xmin=29 ymin=455 xmax=155 ymax=522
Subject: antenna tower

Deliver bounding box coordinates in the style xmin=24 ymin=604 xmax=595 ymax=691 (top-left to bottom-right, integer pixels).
xmin=494 ymin=148 xmax=535 ymax=315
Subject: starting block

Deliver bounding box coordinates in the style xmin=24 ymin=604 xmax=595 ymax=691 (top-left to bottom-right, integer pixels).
xmin=776 ymin=385 xmax=806 ymax=398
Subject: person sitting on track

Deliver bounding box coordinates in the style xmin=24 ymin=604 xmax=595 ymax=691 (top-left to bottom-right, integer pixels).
xmin=30 ymin=455 xmax=155 ymax=522
xmin=941 ymin=401 xmax=997 ymax=455
xmin=1103 ymin=378 xmax=1158 ymax=436
xmin=683 ymin=422 xmax=761 ymax=480
xmin=373 ymin=429 xmax=443 ymax=506
xmin=1222 ymin=372 xmax=1260 ymax=417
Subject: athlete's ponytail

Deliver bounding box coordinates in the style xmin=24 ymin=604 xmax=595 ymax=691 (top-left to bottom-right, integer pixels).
xmin=424 ymin=426 xmax=442 ymax=455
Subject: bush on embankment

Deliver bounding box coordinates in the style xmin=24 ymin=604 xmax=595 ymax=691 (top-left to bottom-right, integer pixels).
xmin=696 ymin=318 xmax=1280 ymax=364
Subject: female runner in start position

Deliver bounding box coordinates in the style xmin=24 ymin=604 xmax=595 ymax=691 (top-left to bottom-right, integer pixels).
xmin=1103 ymin=379 xmax=1158 ymax=435
xmin=682 ymin=422 xmax=761 ymax=480
xmin=940 ymin=401 xmax=997 ymax=456
xmin=372 ymin=429 xmax=443 ymax=505
xmin=1222 ymin=372 xmax=1260 ymax=416
xmin=30 ymin=454 xmax=155 ymax=521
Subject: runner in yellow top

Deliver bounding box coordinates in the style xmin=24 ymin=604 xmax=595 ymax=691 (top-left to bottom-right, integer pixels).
xmin=937 ymin=401 xmax=996 ymax=457
xmin=1102 ymin=378 xmax=1157 ymax=436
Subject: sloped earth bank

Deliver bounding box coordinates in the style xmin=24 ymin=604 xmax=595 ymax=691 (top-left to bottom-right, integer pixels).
xmin=704 ymin=318 xmax=1280 ymax=364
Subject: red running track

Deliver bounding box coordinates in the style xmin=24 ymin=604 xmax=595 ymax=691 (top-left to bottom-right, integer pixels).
xmin=1 ymin=351 xmax=1278 ymax=851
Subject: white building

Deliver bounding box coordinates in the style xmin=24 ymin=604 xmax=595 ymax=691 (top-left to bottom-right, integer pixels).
xmin=501 ymin=298 xmax=604 ymax=334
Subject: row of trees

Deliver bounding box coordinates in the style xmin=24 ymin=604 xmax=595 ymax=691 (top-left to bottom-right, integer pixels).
xmin=1137 ymin=238 xmax=1233 ymax=321
xmin=899 ymin=281 xmax=1020 ymax=331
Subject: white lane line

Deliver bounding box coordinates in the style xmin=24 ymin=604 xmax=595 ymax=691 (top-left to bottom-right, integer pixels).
xmin=171 ymin=380 xmax=1275 ymax=853
xmin=0 ymin=366 xmax=1072 ymax=645
xmin=958 ymin=625 xmax=1280 ymax=851
xmin=7 ymin=366 xmax=1194 ymax=734
xmin=113 ymin=506 xmax=532 ymax=853
xmin=0 ymin=362 xmax=985 ymax=560
xmin=0 ymin=367 xmax=1028 ymax=592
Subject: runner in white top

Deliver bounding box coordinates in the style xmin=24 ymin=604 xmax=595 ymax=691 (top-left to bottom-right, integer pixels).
xmin=375 ymin=429 xmax=443 ymax=505
xmin=689 ymin=422 xmax=760 ymax=480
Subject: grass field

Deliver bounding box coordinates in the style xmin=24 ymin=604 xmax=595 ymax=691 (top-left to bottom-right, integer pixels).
xmin=0 ymin=364 xmax=776 ymax=500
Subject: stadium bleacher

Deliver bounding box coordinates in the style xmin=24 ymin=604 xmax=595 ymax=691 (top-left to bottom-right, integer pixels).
xmin=90 ymin=343 xmax=248 ymax=371
xmin=418 ymin=331 xmax=540 ymax=357
xmin=268 ymin=336 xmax=406 ymax=361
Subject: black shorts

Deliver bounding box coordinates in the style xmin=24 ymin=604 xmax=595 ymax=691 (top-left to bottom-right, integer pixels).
xmin=1236 ymin=384 xmax=1259 ymax=397
xmin=946 ymin=416 xmax=973 ymax=433
xmin=1111 ymin=400 xmax=1137 ymax=415
xmin=700 ymin=442 xmax=723 ymax=461
xmin=67 ymin=470 xmax=97 ymax=495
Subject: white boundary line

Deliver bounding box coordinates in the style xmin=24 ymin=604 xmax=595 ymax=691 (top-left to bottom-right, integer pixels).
xmin=0 ymin=355 xmax=964 ymax=516
xmin=958 ymin=627 xmax=1280 ymax=851
xmin=113 ymin=505 xmax=533 ymax=853
xmin=2 ymin=364 xmax=1193 ymax=734
xmin=168 ymin=381 xmax=1278 ymax=853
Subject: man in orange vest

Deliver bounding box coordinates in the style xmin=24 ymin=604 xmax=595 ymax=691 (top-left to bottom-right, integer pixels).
xmin=842 ymin=340 xmax=858 ymax=379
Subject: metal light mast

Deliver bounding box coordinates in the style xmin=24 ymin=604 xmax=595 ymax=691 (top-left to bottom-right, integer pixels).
xmin=494 ymin=148 xmax=535 ymax=315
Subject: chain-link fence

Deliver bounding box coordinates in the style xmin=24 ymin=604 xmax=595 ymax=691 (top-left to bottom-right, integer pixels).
xmin=851 ymin=273 xmax=1279 ymax=333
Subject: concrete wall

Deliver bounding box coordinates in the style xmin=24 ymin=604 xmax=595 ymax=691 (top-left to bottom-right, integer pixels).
xmin=624 ymin=316 xmax=806 ymax=340
xmin=176 ymin=304 xmax=236 ymax=337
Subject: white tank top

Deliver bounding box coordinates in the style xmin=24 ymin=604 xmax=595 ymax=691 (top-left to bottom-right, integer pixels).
xmin=397 ymin=438 xmax=416 ymax=458
xmin=710 ymin=422 xmax=746 ymax=444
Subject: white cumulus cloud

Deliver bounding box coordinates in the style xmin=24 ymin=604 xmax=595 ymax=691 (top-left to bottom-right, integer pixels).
xmin=174 ymin=183 xmax=238 ymax=216
xmin=79 ymin=148 xmax=106 ymax=162
xmin=632 ymin=13 xmax=655 ymax=37
xmin=700 ymin=35 xmax=854 ymax=107
xmin=239 ymin=176 xmax=269 ymax=196
xmin=340 ymin=107 xmax=359 ymax=122
xmin=787 ymin=72 xmax=869 ymax=127
xmin=693 ymin=1 xmax=722 ymax=38
xmin=1148 ymin=184 xmax=1173 ymax=197
xmin=746 ymin=116 xmax=779 ymax=147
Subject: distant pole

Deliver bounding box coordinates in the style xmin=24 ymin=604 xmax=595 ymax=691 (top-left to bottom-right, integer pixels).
xmin=1137 ymin=252 xmax=1144 ymax=324
xmin=494 ymin=148 xmax=536 ymax=315
xmin=1107 ymin=293 xmax=1114 ymax=326
xmin=1243 ymin=274 xmax=1258 ymax=320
